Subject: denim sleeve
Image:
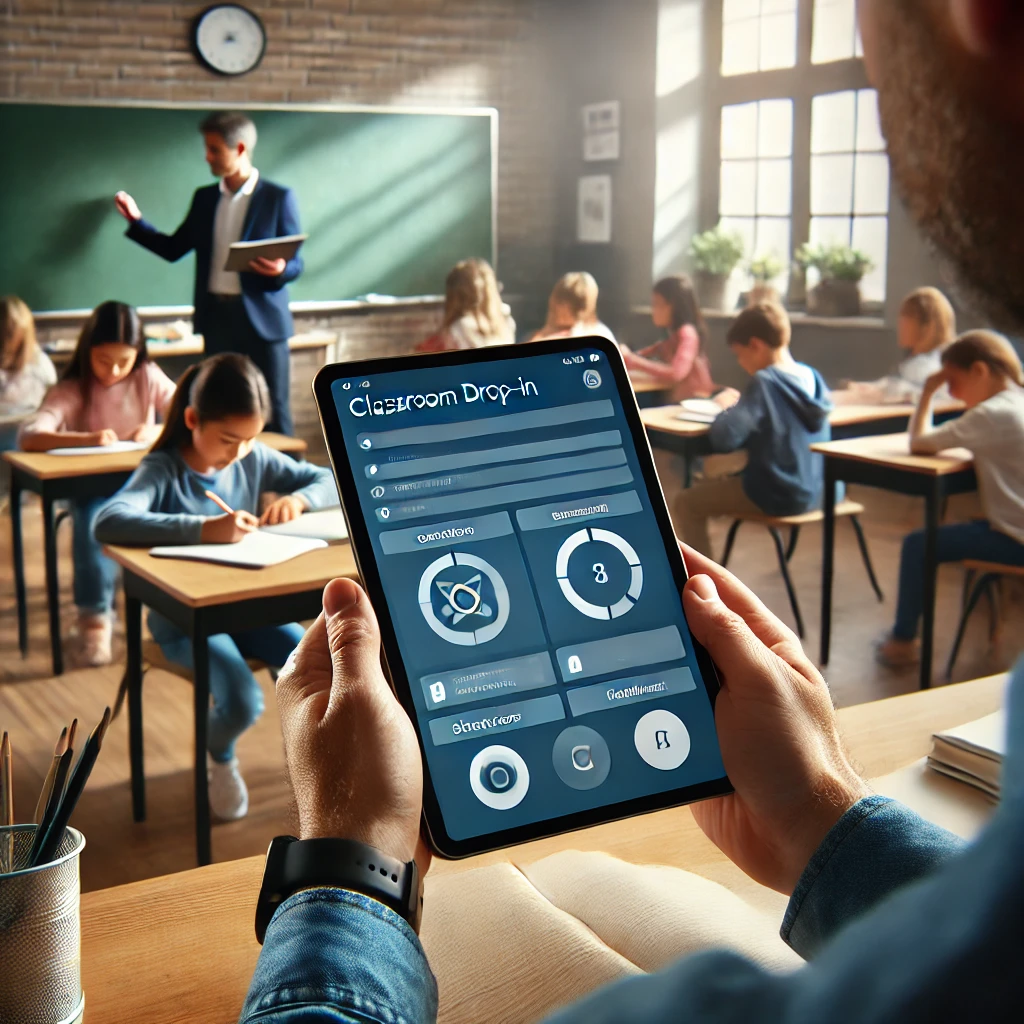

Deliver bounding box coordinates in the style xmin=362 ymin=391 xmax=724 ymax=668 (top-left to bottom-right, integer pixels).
xmin=782 ymin=795 xmax=965 ymax=958
xmin=240 ymin=888 xmax=437 ymax=1024
xmin=256 ymin=444 xmax=339 ymax=511
xmin=708 ymin=381 xmax=762 ymax=453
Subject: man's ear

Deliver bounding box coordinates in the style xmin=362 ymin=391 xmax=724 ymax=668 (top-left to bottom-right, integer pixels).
xmin=183 ymin=406 xmax=198 ymax=431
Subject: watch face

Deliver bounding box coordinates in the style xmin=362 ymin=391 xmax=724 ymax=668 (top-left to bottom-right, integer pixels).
xmin=194 ymin=4 xmax=266 ymax=76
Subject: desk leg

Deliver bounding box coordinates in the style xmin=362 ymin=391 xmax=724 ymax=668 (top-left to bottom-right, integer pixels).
xmin=920 ymin=480 xmax=942 ymax=690
xmin=125 ymin=593 xmax=145 ymax=822
xmin=683 ymin=444 xmax=694 ymax=489
xmin=193 ymin=625 xmax=212 ymax=867
xmin=819 ymin=462 xmax=837 ymax=666
xmin=42 ymin=495 xmax=63 ymax=676
xmin=11 ymin=471 xmax=27 ymax=658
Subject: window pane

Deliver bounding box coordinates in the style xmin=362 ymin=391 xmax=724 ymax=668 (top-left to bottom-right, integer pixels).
xmin=762 ymin=0 xmax=798 ymax=12
xmin=757 ymin=159 xmax=792 ymax=215
xmin=754 ymin=217 xmax=792 ymax=290
xmin=724 ymin=0 xmax=759 ymax=21
xmin=719 ymin=217 xmax=756 ymax=266
xmin=721 ymin=161 xmax=758 ymax=216
xmin=758 ymin=98 xmax=793 ymax=157
xmin=721 ymin=102 xmax=759 ymax=159
xmin=854 ymin=153 xmax=890 ymax=215
xmin=811 ymin=91 xmax=856 ymax=154
xmin=722 ymin=18 xmax=759 ymax=76
xmin=852 ymin=216 xmax=888 ymax=303
xmin=811 ymin=0 xmax=857 ymax=64
xmin=760 ymin=11 xmax=797 ymax=70
xmin=810 ymin=215 xmax=852 ymax=248
xmin=811 ymin=153 xmax=854 ymax=215
xmin=856 ymin=89 xmax=886 ymax=152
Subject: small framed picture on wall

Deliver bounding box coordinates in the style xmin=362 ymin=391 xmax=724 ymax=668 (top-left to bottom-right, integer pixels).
xmin=582 ymin=100 xmax=620 ymax=134
xmin=578 ymin=175 xmax=613 ymax=244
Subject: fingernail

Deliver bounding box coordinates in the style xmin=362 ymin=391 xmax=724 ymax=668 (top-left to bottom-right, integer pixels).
xmin=688 ymin=574 xmax=718 ymax=602
xmin=323 ymin=578 xmax=359 ymax=618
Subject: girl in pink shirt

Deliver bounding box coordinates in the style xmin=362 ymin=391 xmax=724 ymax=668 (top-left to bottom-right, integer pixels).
xmin=622 ymin=275 xmax=715 ymax=402
xmin=18 ymin=301 xmax=176 ymax=665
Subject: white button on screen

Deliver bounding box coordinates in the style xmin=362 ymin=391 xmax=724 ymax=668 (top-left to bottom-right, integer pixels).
xmin=633 ymin=709 xmax=690 ymax=771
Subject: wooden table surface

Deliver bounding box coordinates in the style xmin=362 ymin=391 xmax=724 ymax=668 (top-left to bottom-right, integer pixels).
xmin=811 ymin=433 xmax=974 ymax=475
xmin=79 ymin=674 xmax=1006 ymax=1024
xmin=2 ymin=432 xmax=306 ymax=481
xmin=46 ymin=332 xmax=337 ymax=363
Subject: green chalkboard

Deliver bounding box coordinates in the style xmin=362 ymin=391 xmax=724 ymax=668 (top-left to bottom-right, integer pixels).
xmin=0 ymin=102 xmax=495 ymax=312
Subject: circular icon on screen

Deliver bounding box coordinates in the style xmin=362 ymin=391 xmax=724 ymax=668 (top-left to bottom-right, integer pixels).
xmin=551 ymin=725 xmax=611 ymax=790
xmin=470 ymin=745 xmax=530 ymax=810
xmin=418 ymin=551 xmax=510 ymax=646
xmin=634 ymin=709 xmax=690 ymax=771
xmin=555 ymin=527 xmax=643 ymax=620
xmin=583 ymin=369 xmax=602 ymax=389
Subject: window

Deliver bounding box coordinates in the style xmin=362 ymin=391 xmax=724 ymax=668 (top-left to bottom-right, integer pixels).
xmin=722 ymin=0 xmax=798 ymax=77
xmin=809 ymin=89 xmax=888 ymax=302
xmin=718 ymin=99 xmax=793 ymax=292
xmin=811 ymin=0 xmax=863 ymax=64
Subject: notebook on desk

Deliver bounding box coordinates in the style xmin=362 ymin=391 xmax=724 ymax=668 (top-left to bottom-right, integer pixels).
xmin=150 ymin=532 xmax=327 ymax=569
xmin=47 ymin=440 xmax=148 ymax=456
xmin=675 ymin=399 xmax=722 ymax=425
xmin=260 ymin=508 xmax=348 ymax=541
xmin=928 ymin=711 xmax=1005 ymax=799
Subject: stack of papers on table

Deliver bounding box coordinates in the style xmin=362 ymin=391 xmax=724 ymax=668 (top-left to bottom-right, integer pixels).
xmin=47 ymin=440 xmax=148 ymax=456
xmin=675 ymin=399 xmax=722 ymax=425
xmin=150 ymin=532 xmax=327 ymax=569
xmin=927 ymin=711 xmax=1005 ymax=800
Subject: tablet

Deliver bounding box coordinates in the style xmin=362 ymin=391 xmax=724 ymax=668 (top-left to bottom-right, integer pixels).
xmin=314 ymin=336 xmax=729 ymax=857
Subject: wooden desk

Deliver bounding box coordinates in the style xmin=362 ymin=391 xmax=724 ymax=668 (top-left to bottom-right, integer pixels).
xmin=79 ymin=674 xmax=1006 ymax=1024
xmin=3 ymin=433 xmax=307 ymax=677
xmin=102 ymin=539 xmax=358 ymax=867
xmin=812 ymin=434 xmax=977 ymax=690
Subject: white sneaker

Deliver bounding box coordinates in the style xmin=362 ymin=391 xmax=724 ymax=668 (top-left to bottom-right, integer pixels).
xmin=207 ymin=754 xmax=249 ymax=821
xmin=79 ymin=613 xmax=113 ymax=667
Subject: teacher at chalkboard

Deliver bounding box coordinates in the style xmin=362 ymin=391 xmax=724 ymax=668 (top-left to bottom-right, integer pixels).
xmin=113 ymin=110 xmax=302 ymax=435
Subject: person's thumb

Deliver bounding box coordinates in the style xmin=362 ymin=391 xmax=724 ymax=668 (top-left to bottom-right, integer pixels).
xmin=322 ymin=577 xmax=389 ymax=704
xmin=683 ymin=574 xmax=777 ymax=693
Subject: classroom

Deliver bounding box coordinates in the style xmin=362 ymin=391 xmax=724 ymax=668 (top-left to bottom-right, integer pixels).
xmin=1 ymin=2 xmax=1021 ymax=1021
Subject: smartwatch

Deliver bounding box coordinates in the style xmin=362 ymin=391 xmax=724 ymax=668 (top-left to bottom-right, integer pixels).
xmin=255 ymin=835 xmax=423 ymax=944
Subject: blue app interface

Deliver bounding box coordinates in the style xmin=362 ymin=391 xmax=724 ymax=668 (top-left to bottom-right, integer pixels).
xmin=332 ymin=349 xmax=725 ymax=841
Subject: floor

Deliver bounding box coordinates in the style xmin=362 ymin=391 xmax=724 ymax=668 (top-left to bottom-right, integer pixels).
xmin=1 ymin=489 xmax=1020 ymax=893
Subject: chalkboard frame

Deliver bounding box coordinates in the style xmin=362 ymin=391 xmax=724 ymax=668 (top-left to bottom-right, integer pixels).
xmin=0 ymin=98 xmax=498 ymax=316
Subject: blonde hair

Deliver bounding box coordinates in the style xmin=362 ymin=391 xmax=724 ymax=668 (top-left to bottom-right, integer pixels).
xmin=898 ymin=287 xmax=956 ymax=352
xmin=550 ymin=272 xmax=600 ymax=324
xmin=443 ymin=259 xmax=507 ymax=337
xmin=0 ymin=295 xmax=38 ymax=374
xmin=941 ymin=329 xmax=1024 ymax=386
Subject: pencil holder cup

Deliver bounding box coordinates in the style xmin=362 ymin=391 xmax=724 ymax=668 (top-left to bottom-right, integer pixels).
xmin=0 ymin=825 xmax=86 ymax=1024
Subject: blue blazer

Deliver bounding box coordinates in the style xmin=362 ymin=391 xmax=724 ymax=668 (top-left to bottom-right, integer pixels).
xmin=126 ymin=178 xmax=303 ymax=342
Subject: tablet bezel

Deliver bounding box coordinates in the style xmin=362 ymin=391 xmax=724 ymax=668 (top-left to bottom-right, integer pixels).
xmin=313 ymin=335 xmax=731 ymax=858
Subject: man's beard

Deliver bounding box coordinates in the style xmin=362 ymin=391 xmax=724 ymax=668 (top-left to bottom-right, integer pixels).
xmin=871 ymin=1 xmax=1024 ymax=332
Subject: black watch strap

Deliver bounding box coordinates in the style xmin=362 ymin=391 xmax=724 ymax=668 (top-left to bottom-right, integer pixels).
xmin=255 ymin=836 xmax=422 ymax=944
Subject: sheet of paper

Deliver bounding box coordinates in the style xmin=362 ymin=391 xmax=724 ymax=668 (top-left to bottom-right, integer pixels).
xmin=260 ymin=508 xmax=349 ymax=542
xmin=46 ymin=440 xmax=149 ymax=456
xmin=225 ymin=233 xmax=308 ymax=272
xmin=150 ymin=532 xmax=327 ymax=569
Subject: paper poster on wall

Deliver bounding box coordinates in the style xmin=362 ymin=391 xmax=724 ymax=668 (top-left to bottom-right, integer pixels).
xmin=582 ymin=100 xmax=620 ymax=134
xmin=583 ymin=130 xmax=620 ymax=162
xmin=577 ymin=175 xmax=613 ymax=244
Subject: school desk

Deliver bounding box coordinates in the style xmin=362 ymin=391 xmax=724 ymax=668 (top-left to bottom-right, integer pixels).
xmin=78 ymin=673 xmax=1005 ymax=1024
xmin=3 ymin=433 xmax=307 ymax=677
xmin=102 ymin=539 xmax=358 ymax=868
xmin=641 ymin=398 xmax=964 ymax=488
xmin=812 ymin=434 xmax=978 ymax=690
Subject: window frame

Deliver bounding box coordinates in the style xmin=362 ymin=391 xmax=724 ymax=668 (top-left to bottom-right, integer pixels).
xmin=703 ymin=0 xmax=881 ymax=312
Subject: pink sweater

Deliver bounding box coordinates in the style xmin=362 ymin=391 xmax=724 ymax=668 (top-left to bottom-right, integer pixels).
xmin=18 ymin=362 xmax=177 ymax=442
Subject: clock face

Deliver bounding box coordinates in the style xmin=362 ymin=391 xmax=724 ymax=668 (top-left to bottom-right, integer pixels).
xmin=194 ymin=4 xmax=267 ymax=76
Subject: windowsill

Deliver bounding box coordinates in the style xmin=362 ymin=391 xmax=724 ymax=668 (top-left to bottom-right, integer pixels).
xmin=630 ymin=305 xmax=886 ymax=329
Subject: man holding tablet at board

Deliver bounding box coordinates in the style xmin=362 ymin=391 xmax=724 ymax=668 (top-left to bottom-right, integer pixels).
xmin=114 ymin=110 xmax=302 ymax=435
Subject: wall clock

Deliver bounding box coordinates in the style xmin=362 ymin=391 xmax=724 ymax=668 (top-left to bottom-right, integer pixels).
xmin=192 ymin=4 xmax=267 ymax=76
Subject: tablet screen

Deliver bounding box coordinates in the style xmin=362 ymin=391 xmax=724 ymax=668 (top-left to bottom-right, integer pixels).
xmin=328 ymin=344 xmax=726 ymax=846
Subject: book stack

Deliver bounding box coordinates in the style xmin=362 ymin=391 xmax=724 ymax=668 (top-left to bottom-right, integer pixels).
xmin=927 ymin=711 xmax=1004 ymax=800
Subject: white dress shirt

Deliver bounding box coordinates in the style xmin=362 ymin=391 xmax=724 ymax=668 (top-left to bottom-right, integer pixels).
xmin=208 ymin=168 xmax=259 ymax=296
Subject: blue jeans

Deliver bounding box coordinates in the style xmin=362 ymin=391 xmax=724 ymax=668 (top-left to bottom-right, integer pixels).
xmin=893 ymin=519 xmax=1024 ymax=639
xmin=148 ymin=612 xmax=304 ymax=762
xmin=72 ymin=496 xmax=120 ymax=615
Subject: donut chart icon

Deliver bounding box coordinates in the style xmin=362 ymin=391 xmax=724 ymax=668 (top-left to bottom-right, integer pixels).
xmin=418 ymin=551 xmax=510 ymax=646
xmin=555 ymin=527 xmax=643 ymax=620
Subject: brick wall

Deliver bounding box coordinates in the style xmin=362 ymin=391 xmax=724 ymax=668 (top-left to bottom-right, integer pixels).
xmin=0 ymin=0 xmax=559 ymax=299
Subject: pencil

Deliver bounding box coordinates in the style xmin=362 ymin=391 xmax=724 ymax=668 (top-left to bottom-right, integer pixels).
xmin=33 ymin=726 xmax=68 ymax=825
xmin=27 ymin=744 xmax=74 ymax=867
xmin=204 ymin=489 xmax=235 ymax=515
xmin=1 ymin=732 xmax=12 ymax=874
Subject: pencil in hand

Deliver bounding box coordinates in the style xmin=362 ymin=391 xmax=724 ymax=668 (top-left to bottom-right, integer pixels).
xmin=204 ymin=489 xmax=235 ymax=515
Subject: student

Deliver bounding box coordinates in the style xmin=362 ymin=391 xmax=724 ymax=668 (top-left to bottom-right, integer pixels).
xmin=93 ymin=354 xmax=338 ymax=820
xmin=527 ymin=272 xmax=616 ymax=343
xmin=415 ymin=259 xmax=515 ymax=353
xmin=1 ymin=295 xmax=56 ymax=459
xmin=841 ymin=287 xmax=957 ymax=404
xmin=620 ymin=275 xmax=714 ymax=401
xmin=878 ymin=330 xmax=1024 ymax=666
xmin=676 ymin=301 xmax=832 ymax=556
xmin=17 ymin=301 xmax=176 ymax=665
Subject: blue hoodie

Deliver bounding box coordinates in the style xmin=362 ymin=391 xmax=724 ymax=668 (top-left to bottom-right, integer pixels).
xmin=708 ymin=363 xmax=833 ymax=516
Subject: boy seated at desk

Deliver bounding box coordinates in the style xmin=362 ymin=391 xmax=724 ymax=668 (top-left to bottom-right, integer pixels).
xmin=675 ymin=302 xmax=833 ymax=557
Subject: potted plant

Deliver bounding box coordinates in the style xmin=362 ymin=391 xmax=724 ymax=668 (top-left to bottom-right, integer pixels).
xmin=689 ymin=224 xmax=745 ymax=312
xmin=796 ymin=243 xmax=874 ymax=317
xmin=745 ymin=252 xmax=785 ymax=305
